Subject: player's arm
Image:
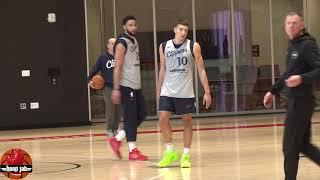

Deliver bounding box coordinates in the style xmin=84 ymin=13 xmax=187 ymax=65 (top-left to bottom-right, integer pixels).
xmin=193 ymin=42 xmax=212 ymax=109
xmin=113 ymin=43 xmax=125 ymax=90
xmin=157 ymin=44 xmax=166 ymax=101
xmin=112 ymin=43 xmax=126 ymax=104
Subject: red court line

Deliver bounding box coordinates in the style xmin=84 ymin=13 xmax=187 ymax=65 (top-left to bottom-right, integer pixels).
xmin=0 ymin=122 xmax=319 ymax=142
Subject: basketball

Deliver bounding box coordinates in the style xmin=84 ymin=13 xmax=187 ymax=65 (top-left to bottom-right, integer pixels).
xmin=1 ymin=148 xmax=32 ymax=179
xmin=92 ymin=75 xmax=105 ymax=89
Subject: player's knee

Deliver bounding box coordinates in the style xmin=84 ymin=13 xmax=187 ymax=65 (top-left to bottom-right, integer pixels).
xmin=182 ymin=114 xmax=192 ymax=121
xmin=159 ymin=116 xmax=169 ymax=127
xmin=182 ymin=118 xmax=192 ymax=127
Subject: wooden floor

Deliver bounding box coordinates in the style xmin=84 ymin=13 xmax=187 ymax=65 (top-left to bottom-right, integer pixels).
xmin=0 ymin=113 xmax=320 ymax=180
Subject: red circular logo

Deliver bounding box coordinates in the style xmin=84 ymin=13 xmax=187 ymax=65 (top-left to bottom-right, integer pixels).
xmin=1 ymin=148 xmax=32 ymax=179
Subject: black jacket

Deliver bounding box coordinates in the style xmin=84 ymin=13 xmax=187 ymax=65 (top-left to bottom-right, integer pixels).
xmin=270 ymin=32 xmax=320 ymax=97
xmin=87 ymin=52 xmax=115 ymax=88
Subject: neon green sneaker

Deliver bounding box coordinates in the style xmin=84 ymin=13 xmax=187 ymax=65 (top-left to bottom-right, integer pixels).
xmin=180 ymin=153 xmax=191 ymax=168
xmin=158 ymin=150 xmax=179 ymax=168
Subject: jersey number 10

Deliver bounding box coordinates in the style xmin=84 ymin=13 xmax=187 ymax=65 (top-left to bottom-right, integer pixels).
xmin=177 ymin=57 xmax=188 ymax=66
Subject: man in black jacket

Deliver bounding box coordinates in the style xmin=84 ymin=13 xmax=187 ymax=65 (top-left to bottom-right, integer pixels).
xmin=264 ymin=12 xmax=320 ymax=180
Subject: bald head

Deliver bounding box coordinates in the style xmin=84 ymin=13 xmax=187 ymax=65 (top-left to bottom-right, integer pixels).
xmin=285 ymin=12 xmax=305 ymax=40
xmin=106 ymin=38 xmax=116 ymax=54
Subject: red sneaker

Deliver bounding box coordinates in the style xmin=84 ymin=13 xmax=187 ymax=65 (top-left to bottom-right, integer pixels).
xmin=129 ymin=148 xmax=149 ymax=161
xmin=108 ymin=137 xmax=122 ymax=159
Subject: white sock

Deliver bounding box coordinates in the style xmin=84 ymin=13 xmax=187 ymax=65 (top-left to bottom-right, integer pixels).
xmin=115 ymin=130 xmax=126 ymax=141
xmin=107 ymin=131 xmax=114 ymax=138
xmin=166 ymin=142 xmax=174 ymax=152
xmin=128 ymin=141 xmax=136 ymax=152
xmin=183 ymin=148 xmax=190 ymax=154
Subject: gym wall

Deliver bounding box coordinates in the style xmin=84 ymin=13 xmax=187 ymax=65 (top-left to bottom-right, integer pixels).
xmin=0 ymin=0 xmax=90 ymax=129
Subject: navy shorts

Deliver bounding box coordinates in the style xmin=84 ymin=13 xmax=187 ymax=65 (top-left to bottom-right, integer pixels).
xmin=159 ymin=96 xmax=196 ymax=115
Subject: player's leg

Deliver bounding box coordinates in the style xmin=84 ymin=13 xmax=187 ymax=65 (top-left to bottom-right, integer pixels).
xmin=182 ymin=114 xmax=193 ymax=151
xmin=113 ymin=104 xmax=123 ymax=133
xmin=121 ymin=87 xmax=148 ymax=161
xmin=159 ymin=111 xmax=173 ymax=144
xmin=106 ymin=86 xmax=125 ymax=159
xmin=129 ymin=88 xmax=149 ymax=160
xmin=176 ymin=98 xmax=196 ymax=168
xmin=136 ymin=89 xmax=147 ymax=128
xmin=180 ymin=114 xmax=193 ymax=168
xmin=159 ymin=97 xmax=175 ymax=144
xmin=113 ymin=104 xmax=126 ymax=142
xmin=158 ymin=96 xmax=179 ymax=167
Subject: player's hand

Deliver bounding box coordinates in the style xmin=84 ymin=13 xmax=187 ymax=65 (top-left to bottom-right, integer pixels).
xmin=112 ymin=89 xmax=121 ymax=104
xmin=285 ymin=75 xmax=302 ymax=87
xmin=203 ymin=92 xmax=212 ymax=109
xmin=263 ymin=91 xmax=273 ymax=109
xmin=89 ymin=81 xmax=96 ymax=89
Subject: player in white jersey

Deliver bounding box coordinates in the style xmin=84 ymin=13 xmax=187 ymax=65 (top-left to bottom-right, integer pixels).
xmin=157 ymin=19 xmax=212 ymax=168
xmin=110 ymin=15 xmax=148 ymax=161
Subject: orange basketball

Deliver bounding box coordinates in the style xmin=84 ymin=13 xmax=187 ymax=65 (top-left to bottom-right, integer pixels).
xmin=92 ymin=75 xmax=105 ymax=89
xmin=1 ymin=148 xmax=32 ymax=179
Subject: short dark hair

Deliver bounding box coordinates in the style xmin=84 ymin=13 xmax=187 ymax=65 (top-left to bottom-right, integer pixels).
xmin=286 ymin=11 xmax=304 ymax=21
xmin=122 ymin=15 xmax=136 ymax=25
xmin=175 ymin=18 xmax=189 ymax=27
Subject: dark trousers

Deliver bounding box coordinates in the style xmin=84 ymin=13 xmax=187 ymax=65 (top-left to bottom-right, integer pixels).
xmin=120 ymin=86 xmax=146 ymax=142
xmin=283 ymin=96 xmax=320 ymax=180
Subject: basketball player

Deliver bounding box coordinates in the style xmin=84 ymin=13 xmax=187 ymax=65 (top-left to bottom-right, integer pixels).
xmin=264 ymin=12 xmax=320 ymax=180
xmin=157 ymin=19 xmax=212 ymax=168
xmin=111 ymin=15 xmax=148 ymax=161
xmin=88 ymin=38 xmax=125 ymax=158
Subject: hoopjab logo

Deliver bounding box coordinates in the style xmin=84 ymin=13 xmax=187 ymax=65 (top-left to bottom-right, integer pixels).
xmin=0 ymin=148 xmax=32 ymax=179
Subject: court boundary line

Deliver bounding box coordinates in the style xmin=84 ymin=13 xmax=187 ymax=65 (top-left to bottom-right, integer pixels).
xmin=0 ymin=122 xmax=319 ymax=142
xmin=30 ymin=154 xmax=165 ymax=179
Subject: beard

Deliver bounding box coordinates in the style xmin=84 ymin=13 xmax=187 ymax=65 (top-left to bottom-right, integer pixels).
xmin=126 ymin=30 xmax=136 ymax=36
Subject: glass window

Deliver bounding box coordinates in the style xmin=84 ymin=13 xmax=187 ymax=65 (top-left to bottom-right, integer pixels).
xmin=87 ymin=0 xmax=103 ymax=70
xmin=95 ymin=0 xmax=307 ymax=117
xmin=233 ymin=0 xmax=272 ymax=111
xmin=87 ymin=0 xmax=104 ymax=119
xmin=156 ymin=0 xmax=193 ymax=43
xmin=103 ymin=0 xmax=115 ymax=39
xmin=195 ymin=0 xmax=234 ymax=113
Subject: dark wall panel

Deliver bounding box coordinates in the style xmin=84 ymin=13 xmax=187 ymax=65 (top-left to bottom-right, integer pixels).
xmin=0 ymin=0 xmax=90 ymax=129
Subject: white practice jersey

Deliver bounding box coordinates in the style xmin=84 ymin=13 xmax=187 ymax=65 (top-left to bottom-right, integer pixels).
xmin=117 ymin=34 xmax=141 ymax=90
xmin=160 ymin=39 xmax=195 ymax=98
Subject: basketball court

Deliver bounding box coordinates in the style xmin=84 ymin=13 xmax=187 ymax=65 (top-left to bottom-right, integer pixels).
xmin=0 ymin=113 xmax=319 ymax=180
